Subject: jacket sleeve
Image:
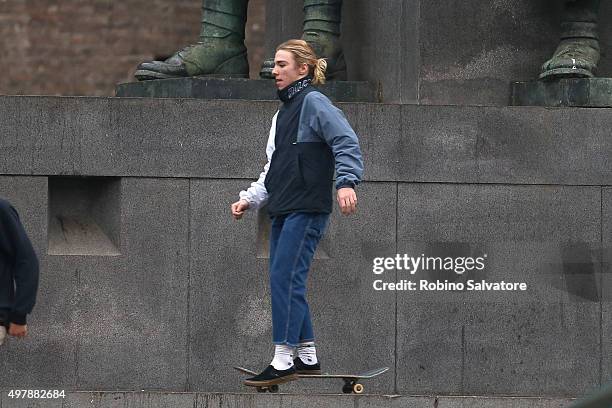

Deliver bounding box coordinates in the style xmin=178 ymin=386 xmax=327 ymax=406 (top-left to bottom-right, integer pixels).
xmin=305 ymin=92 xmax=364 ymax=189
xmin=238 ymin=111 xmax=277 ymax=210
xmin=0 ymin=200 xmax=39 ymax=325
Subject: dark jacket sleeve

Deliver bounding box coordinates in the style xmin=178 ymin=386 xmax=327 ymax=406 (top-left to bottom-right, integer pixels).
xmin=0 ymin=200 xmax=39 ymax=325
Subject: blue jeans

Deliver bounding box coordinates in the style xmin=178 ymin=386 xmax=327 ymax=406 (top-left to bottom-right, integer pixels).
xmin=269 ymin=212 xmax=330 ymax=346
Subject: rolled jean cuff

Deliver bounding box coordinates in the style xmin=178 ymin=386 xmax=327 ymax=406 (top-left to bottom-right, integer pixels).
xmin=9 ymin=312 xmax=27 ymax=325
xmin=273 ymin=340 xmax=300 ymax=347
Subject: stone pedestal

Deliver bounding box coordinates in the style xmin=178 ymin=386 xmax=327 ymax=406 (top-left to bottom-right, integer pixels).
xmin=116 ymin=78 xmax=380 ymax=103
xmin=265 ymin=0 xmax=612 ymax=105
xmin=511 ymin=78 xmax=612 ymax=107
xmin=2 ymin=94 xmax=612 ymax=397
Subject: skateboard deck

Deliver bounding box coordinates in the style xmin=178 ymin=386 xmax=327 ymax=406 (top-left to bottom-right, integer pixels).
xmin=234 ymin=366 xmax=389 ymax=394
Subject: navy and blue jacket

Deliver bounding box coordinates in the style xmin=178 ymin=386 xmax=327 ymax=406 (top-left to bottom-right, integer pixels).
xmin=239 ymin=77 xmax=363 ymax=216
xmin=0 ymin=199 xmax=39 ymax=325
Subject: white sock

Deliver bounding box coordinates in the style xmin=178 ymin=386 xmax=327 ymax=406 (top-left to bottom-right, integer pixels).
xmin=0 ymin=326 xmax=6 ymax=346
xmin=270 ymin=344 xmax=294 ymax=370
xmin=297 ymin=341 xmax=318 ymax=365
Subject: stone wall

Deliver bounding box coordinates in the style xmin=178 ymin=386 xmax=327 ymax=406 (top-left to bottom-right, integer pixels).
xmin=0 ymin=95 xmax=609 ymax=397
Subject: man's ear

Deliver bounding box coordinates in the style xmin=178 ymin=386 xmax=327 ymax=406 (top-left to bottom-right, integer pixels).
xmin=299 ymin=63 xmax=309 ymax=76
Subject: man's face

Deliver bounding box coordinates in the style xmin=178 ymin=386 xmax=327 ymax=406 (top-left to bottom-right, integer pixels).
xmin=272 ymin=50 xmax=309 ymax=90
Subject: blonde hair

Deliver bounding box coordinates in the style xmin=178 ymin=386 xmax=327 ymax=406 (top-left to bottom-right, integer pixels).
xmin=276 ymin=39 xmax=327 ymax=85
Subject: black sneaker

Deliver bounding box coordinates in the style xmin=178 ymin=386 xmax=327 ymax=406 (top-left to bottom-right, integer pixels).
xmin=244 ymin=365 xmax=298 ymax=386
xmin=293 ymin=357 xmax=322 ymax=375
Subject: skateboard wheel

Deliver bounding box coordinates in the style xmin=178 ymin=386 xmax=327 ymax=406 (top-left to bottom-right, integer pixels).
xmin=353 ymin=383 xmax=364 ymax=394
xmin=342 ymin=384 xmax=353 ymax=394
xmin=256 ymin=387 xmax=266 ymax=393
xmin=269 ymin=385 xmax=279 ymax=393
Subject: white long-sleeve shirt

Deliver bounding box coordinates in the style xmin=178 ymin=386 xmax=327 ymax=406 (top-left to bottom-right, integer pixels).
xmin=238 ymin=112 xmax=278 ymax=210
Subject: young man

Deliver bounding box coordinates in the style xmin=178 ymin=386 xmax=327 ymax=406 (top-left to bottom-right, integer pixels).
xmin=0 ymin=198 xmax=40 ymax=345
xmin=231 ymin=39 xmax=363 ymax=386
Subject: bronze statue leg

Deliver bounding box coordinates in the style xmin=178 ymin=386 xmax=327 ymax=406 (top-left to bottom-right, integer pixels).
xmin=260 ymin=0 xmax=346 ymax=80
xmin=135 ymin=0 xmax=249 ymax=81
xmin=540 ymin=0 xmax=601 ymax=79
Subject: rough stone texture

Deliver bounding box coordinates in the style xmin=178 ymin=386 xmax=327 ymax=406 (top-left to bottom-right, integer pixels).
xmin=0 ymin=96 xmax=278 ymax=178
xmin=0 ymin=177 xmax=190 ymax=390
xmin=106 ymin=98 xmax=277 ymax=178
xmin=341 ymin=103 xmax=401 ymax=182
xmin=342 ymin=1 xmax=418 ymax=104
xmin=433 ymin=1 xmax=612 ymax=106
xmin=512 ymin=78 xmax=612 ymax=107
xmin=396 ymin=184 xmax=601 ymax=396
xmin=399 ymin=104 xmax=612 ymax=185
xmin=188 ymin=179 xmax=272 ymax=391
xmin=116 ymin=78 xmax=380 ymax=102
xmin=72 ymin=178 xmax=190 ymax=389
xmin=417 ymin=1 xmax=557 ymax=106
xmin=265 ymin=0 xmax=612 ymax=105
xmin=48 ymin=177 xmax=121 ymax=256
xmin=601 ymin=187 xmax=612 ymax=385
xmin=6 ymin=97 xmax=612 ymax=185
xmin=436 ymin=397 xmax=575 ymax=408
xmin=417 ymin=0 xmax=612 ymax=105
xmin=0 ymin=0 xmax=265 ymax=96
xmin=0 ymin=97 xmax=610 ymax=397
xmin=0 ymin=391 xmax=578 ymax=408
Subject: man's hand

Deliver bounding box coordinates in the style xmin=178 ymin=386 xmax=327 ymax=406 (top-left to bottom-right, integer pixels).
xmin=337 ymin=187 xmax=357 ymax=215
xmin=231 ymin=199 xmax=250 ymax=220
xmin=8 ymin=323 xmax=27 ymax=338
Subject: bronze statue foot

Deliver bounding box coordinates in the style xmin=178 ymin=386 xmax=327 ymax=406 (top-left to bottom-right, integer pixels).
xmin=135 ymin=50 xmax=190 ymax=80
xmin=135 ymin=39 xmax=249 ymax=81
xmin=539 ymin=38 xmax=600 ymax=79
xmin=540 ymin=21 xmax=600 ymax=80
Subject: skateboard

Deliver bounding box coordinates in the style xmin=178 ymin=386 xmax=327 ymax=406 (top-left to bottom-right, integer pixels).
xmin=234 ymin=366 xmax=389 ymax=394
